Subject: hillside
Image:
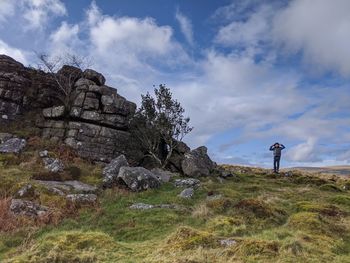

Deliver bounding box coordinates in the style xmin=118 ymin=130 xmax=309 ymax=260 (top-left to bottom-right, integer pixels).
xmin=288 ymin=166 xmax=350 ymax=177
xmin=1 ymin=144 xmax=350 ymax=262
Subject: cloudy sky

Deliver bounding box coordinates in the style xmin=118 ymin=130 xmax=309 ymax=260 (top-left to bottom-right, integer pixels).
xmin=1 ymin=0 xmax=350 ymax=167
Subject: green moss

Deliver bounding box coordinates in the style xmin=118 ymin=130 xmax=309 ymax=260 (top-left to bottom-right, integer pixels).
xmin=296 ymin=201 xmax=344 ymax=216
xmin=319 ymin=184 xmax=343 ymax=192
xmin=206 ymin=216 xmax=246 ymax=236
xmin=329 ymin=195 xmax=350 ymax=206
xmin=5 ymin=231 xmax=119 ymax=263
xmin=164 ymin=226 xmax=218 ymax=251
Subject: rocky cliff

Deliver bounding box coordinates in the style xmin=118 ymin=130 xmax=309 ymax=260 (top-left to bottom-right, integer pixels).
xmin=0 ymin=54 xmax=136 ymax=162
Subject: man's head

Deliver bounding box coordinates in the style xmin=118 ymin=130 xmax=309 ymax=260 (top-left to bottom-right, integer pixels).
xmin=274 ymin=142 xmax=280 ymax=147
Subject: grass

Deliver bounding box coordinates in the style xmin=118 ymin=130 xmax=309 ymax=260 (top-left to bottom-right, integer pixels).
xmin=0 ymin=141 xmax=349 ymax=262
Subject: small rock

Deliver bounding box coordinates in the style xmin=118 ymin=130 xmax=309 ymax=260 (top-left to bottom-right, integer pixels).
xmin=178 ymin=187 xmax=194 ymax=198
xmin=130 ymin=203 xmax=155 ymax=210
xmin=10 ymin=199 xmax=48 ymax=217
xmin=43 ymin=158 xmax=64 ymax=173
xmin=129 ymin=203 xmax=179 ymax=210
xmin=206 ymin=194 xmax=223 ymax=201
xmin=66 ymin=194 xmax=97 ymax=204
xmin=117 ymin=166 xmax=161 ymax=192
xmin=0 ymin=138 xmax=26 ymax=153
xmin=174 ymin=178 xmax=200 ymax=188
xmin=1 ymin=114 xmax=8 ymax=119
xmin=34 ymin=180 xmax=97 ymax=194
xmin=39 ymin=150 xmax=48 ymax=158
xmin=219 ymin=239 xmax=237 ymax=247
xmin=15 ymin=184 xmax=36 ymax=199
xmin=102 ymin=155 xmax=129 ymax=188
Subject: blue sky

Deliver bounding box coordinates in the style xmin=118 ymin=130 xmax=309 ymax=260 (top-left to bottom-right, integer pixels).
xmin=1 ymin=0 xmax=350 ymax=167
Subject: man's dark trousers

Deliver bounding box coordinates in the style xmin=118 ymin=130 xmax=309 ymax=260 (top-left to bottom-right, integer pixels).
xmin=274 ymin=156 xmax=281 ymax=172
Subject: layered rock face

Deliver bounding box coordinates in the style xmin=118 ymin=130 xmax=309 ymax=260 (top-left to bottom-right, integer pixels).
xmin=0 ymin=54 xmax=136 ymax=162
xmin=39 ymin=71 xmax=136 ymax=162
xmin=0 ymin=55 xmax=58 ymax=121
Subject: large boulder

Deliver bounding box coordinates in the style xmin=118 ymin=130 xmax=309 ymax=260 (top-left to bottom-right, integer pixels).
xmin=181 ymin=146 xmax=216 ymax=177
xmin=0 ymin=137 xmax=26 ymax=153
xmin=117 ymin=166 xmax=161 ymax=192
xmin=102 ymin=155 xmax=129 ymax=188
xmin=10 ymin=199 xmax=48 ymax=217
xmin=151 ymin=168 xmax=175 ymax=183
xmin=83 ymin=69 xmax=105 ymax=86
xmin=167 ymin=141 xmax=191 ymax=172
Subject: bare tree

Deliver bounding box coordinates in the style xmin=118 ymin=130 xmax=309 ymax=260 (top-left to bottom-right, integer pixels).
xmin=131 ymin=84 xmax=193 ymax=168
xmin=37 ymin=53 xmax=92 ymax=115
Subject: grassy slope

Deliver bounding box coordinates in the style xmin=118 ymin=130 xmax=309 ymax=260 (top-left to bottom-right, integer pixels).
xmin=0 ymin=141 xmax=350 ymax=262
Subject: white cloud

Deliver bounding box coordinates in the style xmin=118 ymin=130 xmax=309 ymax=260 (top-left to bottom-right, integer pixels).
xmin=0 ymin=39 xmax=27 ymax=64
xmin=22 ymin=0 xmax=67 ymax=29
xmin=49 ymin=22 xmax=80 ymax=56
xmin=215 ymin=4 xmax=272 ymax=48
xmin=273 ymin=0 xmax=350 ymax=76
xmin=175 ymin=9 xmax=194 ymax=46
xmin=285 ymin=138 xmax=320 ymax=162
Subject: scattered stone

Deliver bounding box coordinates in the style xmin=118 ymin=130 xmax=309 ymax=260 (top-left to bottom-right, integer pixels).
xmin=15 ymin=184 xmax=36 ymax=199
xmin=66 ymin=194 xmax=97 ymax=204
xmin=102 ymin=155 xmax=129 ymax=188
xmin=42 ymin=157 xmax=64 ymax=173
xmin=206 ymin=194 xmax=223 ymax=201
xmin=178 ymin=187 xmax=194 ymax=198
xmin=174 ymin=178 xmax=201 ymax=188
xmin=117 ymin=166 xmax=161 ymax=192
xmin=10 ymin=199 xmax=48 ymax=217
xmin=0 ymin=132 xmax=13 ymax=143
xmin=39 ymin=150 xmax=48 ymax=158
xmin=151 ymin=168 xmax=175 ymax=183
xmin=181 ymin=146 xmax=216 ymax=177
xmin=129 ymin=203 xmax=179 ymax=210
xmin=35 ymin=180 xmax=97 ymax=194
xmin=2 ymin=114 xmax=8 ymax=119
xmin=0 ymin=137 xmax=26 ymax=153
xmin=219 ymin=239 xmax=237 ymax=247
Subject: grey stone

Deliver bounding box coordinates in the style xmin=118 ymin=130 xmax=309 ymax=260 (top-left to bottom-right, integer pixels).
xmin=102 ymin=155 xmax=129 ymax=188
xmin=130 ymin=203 xmax=179 ymax=210
xmin=101 ymin=95 xmax=114 ymax=106
xmin=117 ymin=166 xmax=161 ymax=192
xmin=178 ymin=187 xmax=194 ymax=198
xmin=42 ymin=105 xmax=65 ymax=118
xmin=10 ymin=199 xmax=48 ymax=217
xmin=174 ymin=178 xmax=201 ymax=188
xmin=0 ymin=138 xmax=26 ymax=153
xmin=206 ymin=194 xmax=223 ymax=201
xmin=151 ymin=168 xmax=175 ymax=183
xmin=181 ymin=146 xmax=216 ymax=177
xmin=42 ymin=157 xmax=64 ymax=173
xmin=83 ymin=69 xmax=105 ymax=85
xmin=39 ymin=150 xmax=48 ymax=158
xmin=219 ymin=239 xmax=237 ymax=247
xmin=35 ymin=180 xmax=97 ymax=194
xmin=15 ymin=184 xmax=36 ymax=199
xmin=66 ymin=194 xmax=97 ymax=204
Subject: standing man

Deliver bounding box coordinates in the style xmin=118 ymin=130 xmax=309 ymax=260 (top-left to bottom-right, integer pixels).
xmin=269 ymin=142 xmax=286 ymax=173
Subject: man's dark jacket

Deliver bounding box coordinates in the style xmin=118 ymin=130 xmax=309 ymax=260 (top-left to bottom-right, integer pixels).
xmin=269 ymin=144 xmax=285 ymax=156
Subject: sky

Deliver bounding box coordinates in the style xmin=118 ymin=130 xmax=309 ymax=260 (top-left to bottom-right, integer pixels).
xmin=0 ymin=0 xmax=350 ymax=168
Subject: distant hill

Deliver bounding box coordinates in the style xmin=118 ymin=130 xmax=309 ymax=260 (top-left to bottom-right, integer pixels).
xmin=287 ymin=165 xmax=350 ymax=176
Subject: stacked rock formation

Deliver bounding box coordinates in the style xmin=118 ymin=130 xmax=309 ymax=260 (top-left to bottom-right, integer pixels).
xmin=0 ymin=55 xmax=59 ymax=121
xmin=39 ymin=68 xmax=136 ymax=162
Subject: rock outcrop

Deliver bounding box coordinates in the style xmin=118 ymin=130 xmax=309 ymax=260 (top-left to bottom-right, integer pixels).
xmin=38 ymin=70 xmax=136 ymax=162
xmin=117 ymin=166 xmax=161 ymax=191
